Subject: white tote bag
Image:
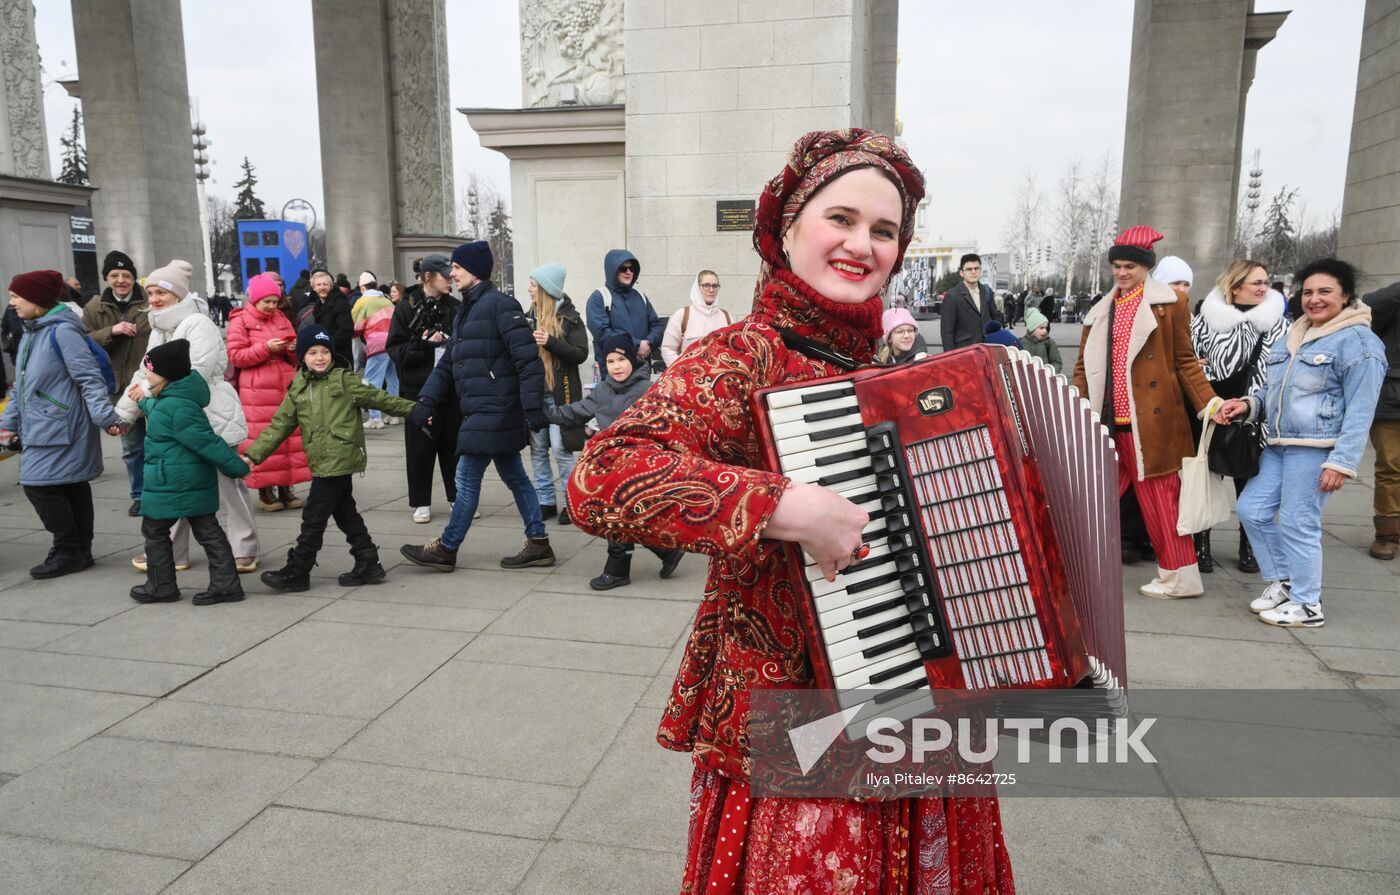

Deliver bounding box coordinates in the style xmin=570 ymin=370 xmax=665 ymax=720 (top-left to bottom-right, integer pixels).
xmin=1177 ymin=419 xmax=1234 ymax=535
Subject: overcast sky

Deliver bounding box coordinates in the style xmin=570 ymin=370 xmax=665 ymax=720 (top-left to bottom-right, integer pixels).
xmin=36 ymin=1 xmax=1362 ymax=251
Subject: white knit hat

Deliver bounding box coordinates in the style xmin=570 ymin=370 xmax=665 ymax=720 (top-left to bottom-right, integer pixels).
xmin=145 ymin=260 xmax=193 ymax=298
xmin=1152 ymin=255 xmax=1193 ymax=287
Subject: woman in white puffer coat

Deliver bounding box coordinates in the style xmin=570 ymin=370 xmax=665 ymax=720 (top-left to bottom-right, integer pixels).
xmin=114 ymin=260 xmax=260 ymax=573
xmin=659 ymin=270 xmax=734 ymax=367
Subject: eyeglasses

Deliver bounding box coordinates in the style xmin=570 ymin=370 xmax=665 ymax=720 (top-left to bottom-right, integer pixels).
xmin=700 ymin=283 xmax=720 ymax=290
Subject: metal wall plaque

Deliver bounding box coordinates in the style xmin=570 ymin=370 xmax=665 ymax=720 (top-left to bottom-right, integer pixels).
xmin=716 ymin=200 xmax=756 ymax=232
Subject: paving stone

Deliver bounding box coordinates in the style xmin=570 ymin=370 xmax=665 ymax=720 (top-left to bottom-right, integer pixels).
xmin=43 ymin=596 xmax=329 ymax=666
xmin=310 ymin=597 xmax=500 ymax=632
xmin=1311 ymin=645 xmax=1400 ymax=677
xmin=517 ymin=840 xmax=684 ymax=894
xmin=0 ymin=833 xmax=189 ymax=895
xmin=173 ymin=620 xmax=469 ymax=719
xmin=339 ymin=568 xmax=540 ymax=610
xmin=457 ymin=633 xmax=669 ymax=676
xmin=1180 ymin=799 xmax=1400 ymax=874
xmin=0 ymin=737 xmax=313 ymax=861
xmin=0 ymin=619 xmax=81 ymax=648
xmin=162 ymin=807 xmax=540 ymax=895
xmin=999 ymin=797 xmax=1218 ymax=894
xmin=278 ymin=758 xmax=575 ymax=839
xmin=108 ymin=700 xmax=365 ymax=759
xmin=1206 ymin=854 xmax=1400 ymax=895
xmin=338 ymin=660 xmax=648 ymax=787
xmin=1125 ymin=633 xmax=1346 ymax=688
xmin=0 ymin=682 xmax=150 ymax=774
xmin=1122 ymin=585 xmax=1298 ymax=643
xmin=638 ymin=672 xmax=676 ymax=709
xmin=0 ymin=576 xmax=140 ymax=625
xmin=488 ymin=590 xmax=697 ymax=647
xmin=555 ymin=708 xmax=695 ymax=853
xmin=0 ymin=646 xmax=205 ymax=696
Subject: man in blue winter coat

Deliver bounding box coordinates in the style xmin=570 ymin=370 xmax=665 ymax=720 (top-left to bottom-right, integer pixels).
xmin=400 ymin=241 xmax=554 ymax=572
xmin=585 ymin=249 xmax=663 ymax=369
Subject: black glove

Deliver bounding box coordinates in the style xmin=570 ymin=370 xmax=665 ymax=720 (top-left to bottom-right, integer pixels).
xmin=526 ymin=410 xmax=549 ymax=433
xmin=409 ymin=402 xmax=433 ymax=430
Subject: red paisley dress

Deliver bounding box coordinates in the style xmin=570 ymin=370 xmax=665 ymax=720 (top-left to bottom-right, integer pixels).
xmin=568 ymin=270 xmax=1015 ymax=895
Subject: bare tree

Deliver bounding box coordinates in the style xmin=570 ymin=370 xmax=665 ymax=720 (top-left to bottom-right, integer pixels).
xmin=1002 ymin=170 xmax=1042 ymax=290
xmin=457 ymin=172 xmax=497 ymax=240
xmin=1053 ymin=161 xmax=1088 ymax=295
xmin=1084 ymin=152 xmax=1118 ymax=295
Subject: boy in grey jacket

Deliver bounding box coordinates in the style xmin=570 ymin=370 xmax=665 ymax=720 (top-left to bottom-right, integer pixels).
xmin=544 ymin=334 xmax=681 ymax=589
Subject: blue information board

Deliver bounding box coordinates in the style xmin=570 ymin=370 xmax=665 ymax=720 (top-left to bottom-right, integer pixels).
xmin=235 ymin=220 xmax=310 ymax=289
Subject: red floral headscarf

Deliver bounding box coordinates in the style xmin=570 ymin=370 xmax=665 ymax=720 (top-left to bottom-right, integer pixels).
xmin=752 ymin=129 xmax=926 ymax=297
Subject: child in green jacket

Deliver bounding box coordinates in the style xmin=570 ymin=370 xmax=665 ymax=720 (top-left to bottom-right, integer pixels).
xmin=244 ymin=325 xmax=416 ymax=592
xmin=130 ymin=339 xmax=251 ymax=605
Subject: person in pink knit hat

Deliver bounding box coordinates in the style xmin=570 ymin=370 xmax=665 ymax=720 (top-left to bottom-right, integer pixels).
xmin=226 ymin=273 xmax=310 ymax=512
xmin=877 ymin=306 xmax=928 ymax=364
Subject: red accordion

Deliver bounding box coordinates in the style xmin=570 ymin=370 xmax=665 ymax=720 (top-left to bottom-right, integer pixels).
xmin=753 ymin=344 xmax=1125 ymax=717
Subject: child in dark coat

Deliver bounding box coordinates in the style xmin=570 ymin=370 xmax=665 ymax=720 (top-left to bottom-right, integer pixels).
xmin=545 ymin=334 xmax=682 ymax=589
xmin=130 ymin=339 xmax=250 ymax=605
xmin=245 ymin=325 xmax=417 ymax=592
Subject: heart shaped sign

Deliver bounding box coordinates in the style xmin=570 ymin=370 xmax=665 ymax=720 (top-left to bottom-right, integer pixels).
xmin=283 ymin=228 xmax=306 ymax=259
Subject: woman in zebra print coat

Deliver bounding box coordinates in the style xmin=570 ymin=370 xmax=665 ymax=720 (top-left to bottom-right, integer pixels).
xmin=1190 ymin=259 xmax=1288 ymax=572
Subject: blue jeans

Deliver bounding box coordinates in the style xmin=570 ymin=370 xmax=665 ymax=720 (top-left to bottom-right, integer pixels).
xmin=362 ymin=352 xmax=400 ymax=420
xmin=530 ymin=395 xmax=576 ymax=508
xmin=439 ymin=452 xmax=545 ymax=551
xmin=120 ymin=417 xmax=146 ymax=500
xmin=1237 ymin=445 xmax=1332 ymax=605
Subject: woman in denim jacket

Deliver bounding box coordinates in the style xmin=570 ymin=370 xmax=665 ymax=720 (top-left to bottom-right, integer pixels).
xmin=1218 ymin=258 xmax=1386 ymax=627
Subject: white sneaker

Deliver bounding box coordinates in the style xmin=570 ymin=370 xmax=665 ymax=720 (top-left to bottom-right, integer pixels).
xmin=1259 ymin=599 xmax=1324 ymax=628
xmin=366 ymin=418 xmax=386 ymax=430
xmin=413 ymin=506 xmax=431 ymax=524
xmin=385 ymin=416 xmax=400 ymax=426
xmin=1249 ymin=580 xmax=1292 ymax=614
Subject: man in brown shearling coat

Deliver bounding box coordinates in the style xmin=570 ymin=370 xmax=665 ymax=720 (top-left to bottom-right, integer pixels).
xmin=1073 ymin=226 xmax=1221 ymax=599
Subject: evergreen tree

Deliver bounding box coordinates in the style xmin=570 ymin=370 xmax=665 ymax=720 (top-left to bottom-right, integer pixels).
xmin=57 ymin=107 xmax=89 ymax=186
xmin=1258 ymin=186 xmax=1298 ymax=277
xmin=232 ymin=156 xmax=267 ymax=220
xmin=487 ymin=197 xmax=513 ymax=293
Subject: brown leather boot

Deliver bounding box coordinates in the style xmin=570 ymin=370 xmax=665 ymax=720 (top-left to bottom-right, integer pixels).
xmin=279 ymin=485 xmax=304 ymax=510
xmin=500 ymin=537 xmax=555 ymax=569
xmin=399 ymin=538 xmax=458 ymax=571
xmin=1371 ymin=515 xmax=1400 ymax=561
xmin=256 ymin=487 xmax=283 ymax=512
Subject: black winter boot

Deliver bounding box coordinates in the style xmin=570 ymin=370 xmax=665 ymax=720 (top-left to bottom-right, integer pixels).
xmin=261 ymin=551 xmax=313 ymax=592
xmin=659 ymin=549 xmax=684 ymax=579
xmin=1238 ymin=526 xmax=1259 ymax=574
xmin=1194 ymin=531 xmax=1214 ymax=573
xmin=338 ymin=550 xmax=387 ymax=586
xmin=590 ymin=543 xmax=632 ymax=590
xmin=31 ymin=549 xmax=85 ymax=580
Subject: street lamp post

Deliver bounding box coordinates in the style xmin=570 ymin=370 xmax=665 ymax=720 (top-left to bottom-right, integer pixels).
xmin=193 ymin=120 xmax=215 ymax=298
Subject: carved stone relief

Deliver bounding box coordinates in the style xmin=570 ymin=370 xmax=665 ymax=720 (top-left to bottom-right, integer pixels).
xmin=388 ymin=0 xmax=455 ymax=235
xmin=0 ymin=0 xmax=50 ymax=179
xmin=520 ymin=0 xmax=624 ymax=108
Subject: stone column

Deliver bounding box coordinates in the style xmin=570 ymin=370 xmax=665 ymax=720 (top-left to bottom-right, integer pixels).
xmin=71 ymin=0 xmax=205 ymax=283
xmin=624 ymin=0 xmax=898 ymax=308
xmin=1338 ymin=0 xmax=1400 ymax=290
xmin=311 ymin=0 xmax=455 ymax=283
xmin=1116 ymin=0 xmax=1284 ymax=282
xmin=1 ymin=0 xmax=49 ymax=179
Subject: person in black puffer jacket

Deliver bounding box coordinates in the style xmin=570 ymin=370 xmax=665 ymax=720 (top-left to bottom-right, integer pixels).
xmin=294 ymin=270 xmax=354 ymax=367
xmin=401 ymin=241 xmax=553 ymax=572
xmin=385 ymin=255 xmax=461 ymax=523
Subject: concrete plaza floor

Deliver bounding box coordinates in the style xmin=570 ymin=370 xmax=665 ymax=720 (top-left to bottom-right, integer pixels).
xmin=1 ymin=319 xmax=1398 ymax=893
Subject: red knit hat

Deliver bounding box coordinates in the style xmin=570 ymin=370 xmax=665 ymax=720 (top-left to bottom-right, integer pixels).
xmin=8 ymin=269 xmax=66 ymax=309
xmin=1107 ymin=225 xmax=1164 ymax=268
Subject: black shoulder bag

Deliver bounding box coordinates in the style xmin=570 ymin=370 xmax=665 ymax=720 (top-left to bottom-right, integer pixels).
xmin=1207 ymin=334 xmax=1268 ymax=478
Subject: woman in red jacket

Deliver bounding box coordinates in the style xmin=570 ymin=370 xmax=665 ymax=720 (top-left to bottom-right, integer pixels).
xmin=568 ymin=130 xmax=1013 ymax=894
xmin=227 ymin=274 xmax=310 ymax=510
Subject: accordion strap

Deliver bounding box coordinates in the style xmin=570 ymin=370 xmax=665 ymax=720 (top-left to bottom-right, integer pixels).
xmin=776 ymin=327 xmax=860 ymax=372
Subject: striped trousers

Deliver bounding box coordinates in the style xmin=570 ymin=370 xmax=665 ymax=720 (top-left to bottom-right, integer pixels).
xmin=1115 ymin=432 xmax=1197 ymax=571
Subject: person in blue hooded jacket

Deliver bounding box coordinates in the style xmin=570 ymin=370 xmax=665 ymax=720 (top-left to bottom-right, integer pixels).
xmin=584 ymin=249 xmax=663 ymax=370
xmin=0 ymin=270 xmax=123 ymax=579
